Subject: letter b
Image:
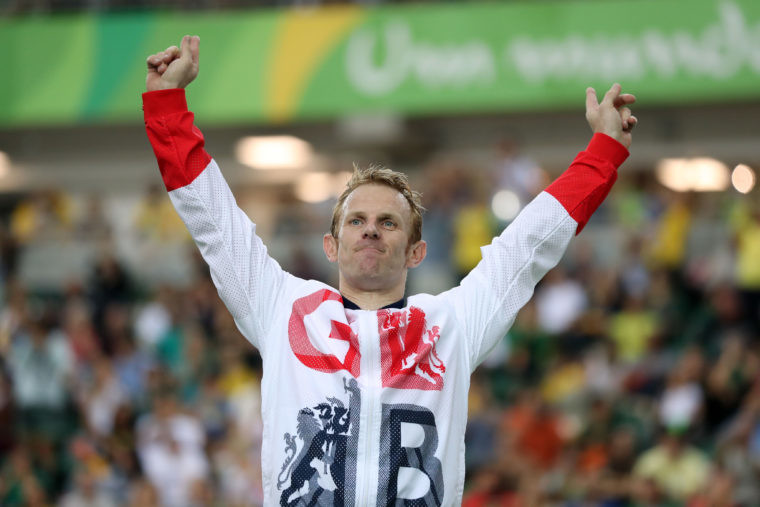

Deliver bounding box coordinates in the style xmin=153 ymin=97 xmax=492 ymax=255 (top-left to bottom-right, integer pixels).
xmin=377 ymin=404 xmax=444 ymax=506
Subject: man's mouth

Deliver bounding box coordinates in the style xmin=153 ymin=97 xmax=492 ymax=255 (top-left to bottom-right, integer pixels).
xmin=356 ymin=244 xmax=384 ymax=253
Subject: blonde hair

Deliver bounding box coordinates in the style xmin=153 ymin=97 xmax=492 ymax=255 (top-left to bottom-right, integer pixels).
xmin=330 ymin=164 xmax=425 ymax=244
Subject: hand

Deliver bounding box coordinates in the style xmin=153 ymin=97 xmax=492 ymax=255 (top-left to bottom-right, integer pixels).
xmin=585 ymin=83 xmax=637 ymax=149
xmin=146 ymin=35 xmax=200 ymax=92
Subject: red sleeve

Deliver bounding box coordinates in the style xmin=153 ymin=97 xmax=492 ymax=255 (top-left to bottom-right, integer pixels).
xmin=142 ymin=88 xmax=212 ymax=192
xmin=545 ymin=133 xmax=629 ymax=234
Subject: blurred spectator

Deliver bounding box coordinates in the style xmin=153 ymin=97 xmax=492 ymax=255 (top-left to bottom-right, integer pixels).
xmin=0 ymin=365 xmax=14 ymax=455
xmin=686 ymin=465 xmax=737 ymax=507
xmin=492 ymin=137 xmax=546 ymax=207
xmin=452 ymin=198 xmax=495 ymax=279
xmin=112 ymin=333 xmax=155 ymax=408
xmin=535 ymin=267 xmax=587 ymax=335
xmin=62 ymin=298 xmax=102 ymax=367
xmin=75 ymin=356 xmax=129 ymax=437
xmin=619 ymin=237 xmax=651 ymax=299
xmin=451 ymin=166 xmax=496 ymax=280
xmin=580 ymin=425 xmax=639 ymax=504
xmin=59 ymin=467 xmax=117 ymax=507
xmin=0 ymin=222 xmax=20 ymax=283
xmin=633 ymin=430 xmax=710 ymax=503
xmin=703 ymin=333 xmax=758 ymax=435
xmin=681 ymin=283 xmax=748 ymax=355
xmin=716 ymin=409 xmax=760 ymax=505
xmin=1 ymin=280 xmax=28 ymax=349
xmin=540 ymin=354 xmax=586 ymax=407
xmin=504 ymin=300 xmax=554 ymax=386
xmin=731 ymin=199 xmax=760 ymax=331
xmin=658 ymin=346 xmax=705 ymax=431
xmin=217 ymin=343 xmax=263 ymax=446
xmin=134 ymin=286 xmax=173 ymax=349
xmin=89 ymin=253 xmax=134 ymax=355
xmin=212 ymin=433 xmax=265 ymax=506
xmin=465 ymin=373 xmax=500 ymax=472
xmin=134 ymin=184 xmax=188 ymax=243
xmin=461 ymin=465 xmax=519 ymax=507
xmin=8 ymin=317 xmax=73 ymax=440
xmin=583 ymin=340 xmax=628 ymax=396
xmin=75 ymin=194 xmax=112 ymax=241
xmin=502 ymin=390 xmax=564 ymax=471
xmin=414 ymin=160 xmax=458 ymax=293
xmin=126 ymin=478 xmax=160 ymax=507
xmin=9 ymin=189 xmax=72 ymax=244
xmin=136 ymin=391 xmax=209 ymax=507
xmin=0 ymin=447 xmax=51 ymax=506
xmin=610 ymin=175 xmax=653 ymax=231
xmin=607 ymin=293 xmax=657 ymax=364
xmin=648 ymin=192 xmax=692 ymax=270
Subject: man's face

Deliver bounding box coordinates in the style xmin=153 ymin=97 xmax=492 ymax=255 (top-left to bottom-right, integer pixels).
xmin=324 ymin=183 xmax=424 ymax=292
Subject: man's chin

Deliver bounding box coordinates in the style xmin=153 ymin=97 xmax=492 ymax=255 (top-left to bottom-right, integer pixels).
xmin=345 ymin=270 xmax=394 ymax=291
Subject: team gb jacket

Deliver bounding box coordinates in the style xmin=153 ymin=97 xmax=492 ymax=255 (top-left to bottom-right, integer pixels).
xmin=143 ymin=88 xmax=628 ymax=506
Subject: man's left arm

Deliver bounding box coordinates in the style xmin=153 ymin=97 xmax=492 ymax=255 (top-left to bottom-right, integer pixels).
xmin=544 ymin=82 xmax=636 ymax=234
xmin=448 ymin=84 xmax=636 ymax=370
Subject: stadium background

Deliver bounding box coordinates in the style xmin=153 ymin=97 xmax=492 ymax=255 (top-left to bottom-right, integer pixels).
xmin=1 ymin=0 xmax=759 ymax=504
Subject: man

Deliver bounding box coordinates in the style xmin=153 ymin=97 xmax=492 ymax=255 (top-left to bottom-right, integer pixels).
xmin=143 ymin=35 xmax=636 ymax=506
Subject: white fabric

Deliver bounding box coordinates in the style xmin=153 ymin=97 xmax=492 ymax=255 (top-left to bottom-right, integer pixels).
xmin=169 ymin=161 xmax=576 ymax=506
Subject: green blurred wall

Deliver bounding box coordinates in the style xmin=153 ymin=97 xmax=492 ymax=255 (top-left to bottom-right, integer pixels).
xmin=1 ymin=0 xmax=759 ymax=127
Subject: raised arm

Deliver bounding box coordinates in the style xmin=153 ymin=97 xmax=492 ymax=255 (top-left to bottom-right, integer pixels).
xmin=142 ymin=36 xmax=296 ymax=353
xmin=450 ymin=84 xmax=636 ymax=369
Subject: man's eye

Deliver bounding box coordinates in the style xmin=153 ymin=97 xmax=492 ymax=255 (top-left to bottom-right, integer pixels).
xmin=350 ymin=218 xmax=362 ymax=225
xmin=383 ymin=220 xmax=395 ymax=228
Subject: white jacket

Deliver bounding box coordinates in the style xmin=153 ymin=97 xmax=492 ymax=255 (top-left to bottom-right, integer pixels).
xmin=143 ymin=88 xmax=628 ymax=506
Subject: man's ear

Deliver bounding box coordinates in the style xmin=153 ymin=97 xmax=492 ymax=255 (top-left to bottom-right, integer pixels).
xmin=323 ymin=233 xmax=338 ymax=263
xmin=406 ymin=240 xmax=427 ymax=268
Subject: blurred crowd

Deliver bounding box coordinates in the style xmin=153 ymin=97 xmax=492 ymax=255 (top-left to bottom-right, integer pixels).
xmin=0 ymin=143 xmax=759 ymax=506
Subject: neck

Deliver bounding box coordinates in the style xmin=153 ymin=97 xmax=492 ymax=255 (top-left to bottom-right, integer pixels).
xmin=338 ymin=275 xmax=406 ymax=311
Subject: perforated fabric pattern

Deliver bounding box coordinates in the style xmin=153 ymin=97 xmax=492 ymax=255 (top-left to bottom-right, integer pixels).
xmin=169 ymin=160 xmax=297 ymax=351
xmin=442 ymin=192 xmax=576 ymax=371
xmin=481 ymin=193 xmax=575 ymax=309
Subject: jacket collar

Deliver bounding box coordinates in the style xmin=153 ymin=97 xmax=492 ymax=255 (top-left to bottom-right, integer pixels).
xmin=342 ymin=296 xmax=406 ymax=310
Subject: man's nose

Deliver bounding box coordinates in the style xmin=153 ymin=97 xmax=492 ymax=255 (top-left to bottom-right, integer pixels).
xmin=362 ymin=222 xmax=380 ymax=239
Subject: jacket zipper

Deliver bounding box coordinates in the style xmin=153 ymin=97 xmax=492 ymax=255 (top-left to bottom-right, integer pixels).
xmin=358 ymin=311 xmax=377 ymax=506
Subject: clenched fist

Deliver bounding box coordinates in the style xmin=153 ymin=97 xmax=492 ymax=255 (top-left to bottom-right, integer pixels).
xmin=146 ymin=35 xmax=200 ymax=92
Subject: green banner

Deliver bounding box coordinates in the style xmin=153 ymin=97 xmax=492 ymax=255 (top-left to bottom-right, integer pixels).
xmin=1 ymin=0 xmax=759 ymax=127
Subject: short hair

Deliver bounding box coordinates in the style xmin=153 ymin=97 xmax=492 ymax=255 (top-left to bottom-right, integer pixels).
xmin=330 ymin=164 xmax=425 ymax=245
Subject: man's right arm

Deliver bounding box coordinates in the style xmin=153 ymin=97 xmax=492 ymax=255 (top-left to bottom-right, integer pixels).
xmin=143 ymin=37 xmax=294 ymax=352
